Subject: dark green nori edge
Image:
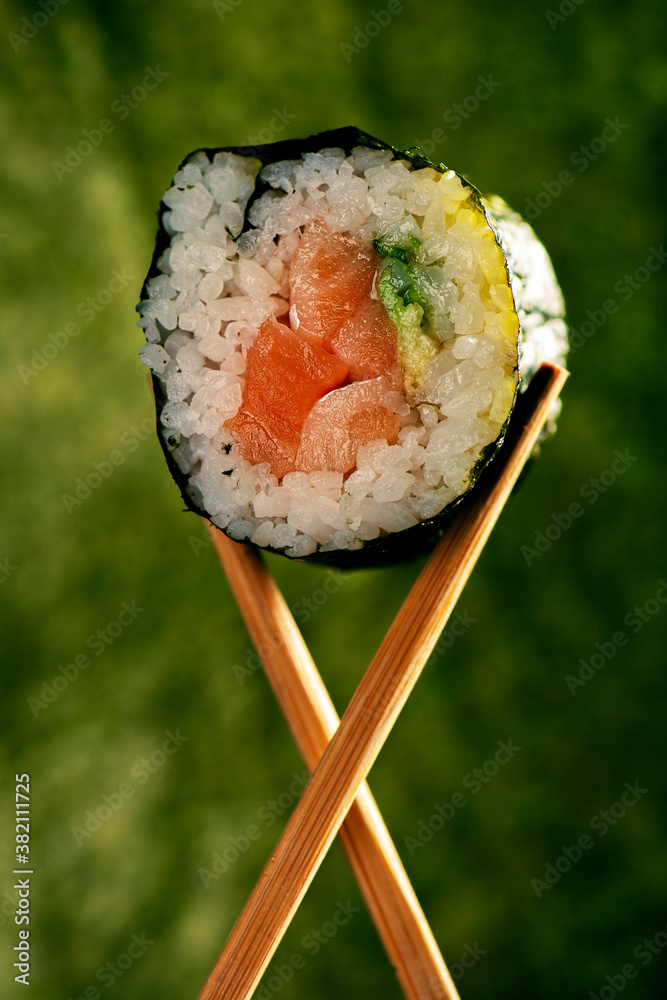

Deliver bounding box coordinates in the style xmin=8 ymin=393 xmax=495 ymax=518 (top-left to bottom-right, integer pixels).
xmin=140 ymin=127 xmax=525 ymax=568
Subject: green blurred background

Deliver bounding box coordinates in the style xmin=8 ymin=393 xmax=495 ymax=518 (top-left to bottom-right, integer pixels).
xmin=2 ymin=0 xmax=666 ymax=997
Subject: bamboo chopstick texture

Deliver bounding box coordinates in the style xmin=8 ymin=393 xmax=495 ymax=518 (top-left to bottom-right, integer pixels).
xmin=197 ymin=364 xmax=568 ymax=1000
xmin=207 ymin=525 xmax=460 ymax=1000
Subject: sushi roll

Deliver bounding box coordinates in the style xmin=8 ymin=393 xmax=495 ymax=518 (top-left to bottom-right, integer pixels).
xmin=137 ymin=127 xmax=568 ymax=566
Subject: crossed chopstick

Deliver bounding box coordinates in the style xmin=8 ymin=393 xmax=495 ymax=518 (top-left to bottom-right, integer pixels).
xmin=198 ymin=364 xmax=567 ymax=1000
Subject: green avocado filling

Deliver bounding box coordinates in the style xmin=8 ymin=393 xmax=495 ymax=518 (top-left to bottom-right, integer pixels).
xmin=374 ymin=231 xmax=457 ymax=398
xmin=373 ymin=233 xmax=421 ymax=265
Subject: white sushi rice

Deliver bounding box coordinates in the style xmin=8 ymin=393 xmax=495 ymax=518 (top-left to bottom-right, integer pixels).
xmin=138 ymin=146 xmax=567 ymax=557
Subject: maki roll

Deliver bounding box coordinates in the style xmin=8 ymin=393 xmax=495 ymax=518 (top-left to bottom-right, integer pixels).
xmin=137 ymin=127 xmax=567 ymax=566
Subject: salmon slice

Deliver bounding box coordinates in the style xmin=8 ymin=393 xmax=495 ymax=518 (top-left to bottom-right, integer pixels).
xmin=289 ymin=219 xmax=378 ymax=343
xmin=225 ymin=408 xmax=301 ymax=482
xmin=331 ymin=296 xmax=402 ymax=388
xmin=226 ymin=316 xmax=348 ymax=478
xmin=296 ymin=378 xmax=400 ymax=475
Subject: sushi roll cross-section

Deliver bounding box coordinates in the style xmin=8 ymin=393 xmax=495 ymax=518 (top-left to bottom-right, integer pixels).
xmin=138 ymin=128 xmax=568 ymax=565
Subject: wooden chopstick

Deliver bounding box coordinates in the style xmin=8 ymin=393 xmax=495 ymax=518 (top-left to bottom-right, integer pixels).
xmin=197 ymin=363 xmax=568 ymax=1000
xmin=207 ymin=525 xmax=460 ymax=1000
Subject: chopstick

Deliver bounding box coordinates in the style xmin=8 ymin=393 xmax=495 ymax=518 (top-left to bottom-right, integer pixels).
xmin=198 ymin=363 xmax=568 ymax=1000
xmin=207 ymin=525 xmax=460 ymax=1000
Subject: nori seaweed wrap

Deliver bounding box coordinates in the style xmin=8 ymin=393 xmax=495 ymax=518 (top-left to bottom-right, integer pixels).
xmin=137 ymin=128 xmax=568 ymax=567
